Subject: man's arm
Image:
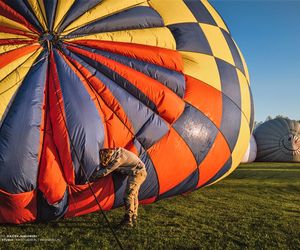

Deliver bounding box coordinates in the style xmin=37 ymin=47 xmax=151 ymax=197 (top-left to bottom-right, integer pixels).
xmin=100 ymin=158 xmax=122 ymax=177
xmin=91 ymin=156 xmax=123 ymax=179
xmin=89 ymin=165 xmax=113 ymax=181
xmin=92 ymin=167 xmax=108 ymax=179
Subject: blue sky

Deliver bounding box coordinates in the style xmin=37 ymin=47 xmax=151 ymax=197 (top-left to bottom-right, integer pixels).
xmin=211 ymin=0 xmax=300 ymax=122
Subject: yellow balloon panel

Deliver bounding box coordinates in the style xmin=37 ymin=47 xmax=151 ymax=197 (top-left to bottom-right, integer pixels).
xmin=27 ymin=0 xmax=48 ymax=31
xmin=0 ymin=32 xmax=31 ymax=40
xmin=66 ymin=27 xmax=176 ymax=50
xmin=180 ymin=51 xmax=221 ymax=91
xmin=0 ymin=15 xmax=31 ymax=32
xmin=237 ymin=70 xmax=251 ymax=123
xmin=53 ymin=0 xmax=76 ymax=32
xmin=62 ymin=0 xmax=146 ymax=34
xmin=0 ymin=44 xmax=28 ymax=55
xmin=0 ymin=48 xmax=42 ymax=121
xmin=201 ymin=0 xmax=229 ymax=33
xmin=200 ymin=23 xmax=235 ymax=66
xmin=149 ymin=0 xmax=197 ymax=25
xmin=0 ymin=52 xmax=38 ymax=81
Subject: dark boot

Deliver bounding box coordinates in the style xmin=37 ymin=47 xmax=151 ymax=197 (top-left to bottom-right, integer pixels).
xmin=119 ymin=214 xmax=133 ymax=228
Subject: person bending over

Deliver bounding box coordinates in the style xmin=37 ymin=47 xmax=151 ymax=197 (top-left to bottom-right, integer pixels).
xmin=90 ymin=147 xmax=147 ymax=227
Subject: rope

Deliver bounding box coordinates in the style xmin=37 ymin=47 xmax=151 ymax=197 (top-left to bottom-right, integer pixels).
xmin=47 ymin=51 xmax=124 ymax=250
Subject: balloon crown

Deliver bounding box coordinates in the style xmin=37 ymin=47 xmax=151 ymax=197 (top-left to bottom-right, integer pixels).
xmin=39 ymin=32 xmax=60 ymax=49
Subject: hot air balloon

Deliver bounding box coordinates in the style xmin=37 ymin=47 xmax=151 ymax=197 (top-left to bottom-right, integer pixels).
xmin=0 ymin=0 xmax=254 ymax=224
xmin=241 ymin=134 xmax=257 ymax=163
xmin=254 ymin=118 xmax=300 ymax=162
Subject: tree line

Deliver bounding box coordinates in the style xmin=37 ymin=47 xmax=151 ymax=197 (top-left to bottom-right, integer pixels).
xmin=254 ymin=115 xmax=300 ymax=129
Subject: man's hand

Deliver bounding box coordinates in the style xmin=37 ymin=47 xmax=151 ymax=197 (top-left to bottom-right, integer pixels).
xmin=89 ymin=166 xmax=108 ymax=181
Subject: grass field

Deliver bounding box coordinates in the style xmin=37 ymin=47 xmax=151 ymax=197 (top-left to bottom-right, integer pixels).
xmin=1 ymin=162 xmax=299 ymax=249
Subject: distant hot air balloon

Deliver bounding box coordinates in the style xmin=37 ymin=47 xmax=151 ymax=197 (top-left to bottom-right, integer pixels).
xmin=254 ymin=118 xmax=300 ymax=162
xmin=0 ymin=0 xmax=254 ymax=224
xmin=241 ymin=134 xmax=257 ymax=163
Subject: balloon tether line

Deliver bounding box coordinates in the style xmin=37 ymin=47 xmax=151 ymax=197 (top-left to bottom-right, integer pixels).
xmin=47 ymin=51 xmax=124 ymax=250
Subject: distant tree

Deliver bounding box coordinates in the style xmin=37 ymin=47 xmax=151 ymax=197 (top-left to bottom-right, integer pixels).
xmin=265 ymin=115 xmax=272 ymax=121
xmin=254 ymin=121 xmax=263 ymax=129
xmin=275 ymin=114 xmax=289 ymax=119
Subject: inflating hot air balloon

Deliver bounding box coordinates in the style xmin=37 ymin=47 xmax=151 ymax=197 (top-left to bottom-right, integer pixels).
xmin=241 ymin=134 xmax=257 ymax=163
xmin=254 ymin=118 xmax=300 ymax=162
xmin=0 ymin=0 xmax=254 ymax=224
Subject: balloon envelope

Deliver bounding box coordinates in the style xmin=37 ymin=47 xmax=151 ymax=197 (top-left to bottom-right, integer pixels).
xmin=254 ymin=118 xmax=300 ymax=162
xmin=0 ymin=0 xmax=254 ymax=224
xmin=241 ymin=134 xmax=257 ymax=163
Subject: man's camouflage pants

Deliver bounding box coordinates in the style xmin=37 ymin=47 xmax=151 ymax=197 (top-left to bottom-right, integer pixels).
xmin=124 ymin=170 xmax=147 ymax=219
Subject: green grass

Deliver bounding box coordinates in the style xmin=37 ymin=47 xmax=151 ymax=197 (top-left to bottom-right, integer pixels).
xmin=1 ymin=162 xmax=300 ymax=249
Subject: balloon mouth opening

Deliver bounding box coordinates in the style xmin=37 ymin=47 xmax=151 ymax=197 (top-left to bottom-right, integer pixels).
xmin=281 ymin=133 xmax=300 ymax=155
xmin=39 ymin=32 xmax=60 ymax=48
